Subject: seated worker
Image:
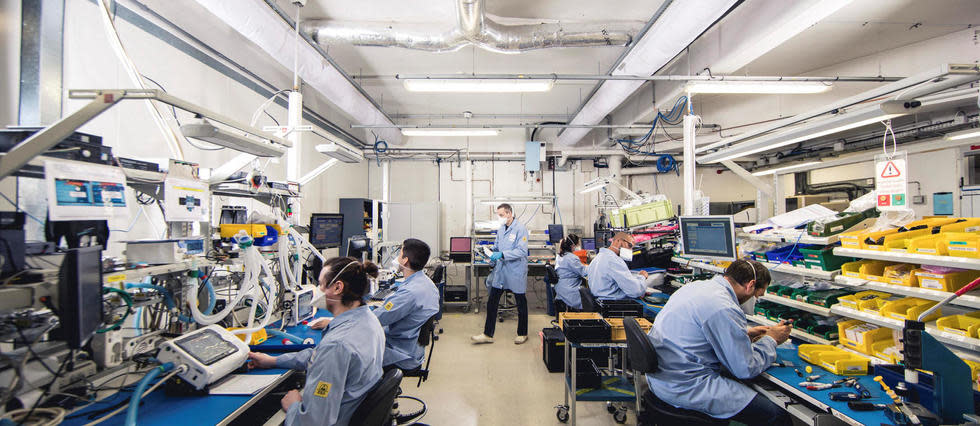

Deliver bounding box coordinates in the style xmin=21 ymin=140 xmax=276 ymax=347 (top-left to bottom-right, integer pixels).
xmin=248 ymin=257 xmax=384 ymax=426
xmin=554 ymin=234 xmax=587 ymax=311
xmin=644 ymin=259 xmax=793 ymax=426
xmin=586 ymin=232 xmax=649 ymax=300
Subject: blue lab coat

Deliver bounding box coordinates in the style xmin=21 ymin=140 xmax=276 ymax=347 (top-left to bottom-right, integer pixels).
xmin=645 ymin=275 xmax=778 ymax=418
xmin=491 ymin=220 xmax=529 ymax=294
xmin=373 ymin=270 xmax=440 ymax=370
xmin=276 ymin=305 xmax=385 ymax=426
xmin=555 ymin=252 xmax=587 ymax=309
xmin=586 ymin=248 xmax=646 ymax=300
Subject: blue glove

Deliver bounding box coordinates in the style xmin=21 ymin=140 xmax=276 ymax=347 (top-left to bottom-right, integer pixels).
xmin=489 ymin=251 xmax=503 ymax=261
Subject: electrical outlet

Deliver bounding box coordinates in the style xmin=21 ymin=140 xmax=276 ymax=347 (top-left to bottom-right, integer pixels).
xmin=913 ymin=195 xmax=926 ymax=205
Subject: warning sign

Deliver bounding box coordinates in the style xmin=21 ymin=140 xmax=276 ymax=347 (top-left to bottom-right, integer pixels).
xmin=875 ymin=151 xmax=909 ymax=212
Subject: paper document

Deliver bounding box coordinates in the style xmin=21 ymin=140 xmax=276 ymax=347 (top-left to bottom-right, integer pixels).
xmin=766 ymin=205 xmax=836 ymax=229
xmin=209 ymin=374 xmax=282 ymax=395
xmin=483 ymin=247 xmax=494 ymax=257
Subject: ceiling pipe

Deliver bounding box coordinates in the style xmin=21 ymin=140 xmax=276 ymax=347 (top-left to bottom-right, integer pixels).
xmin=393 ymin=73 xmax=903 ymax=82
xmin=303 ymin=0 xmax=640 ymax=54
xmin=354 ymin=124 xmax=678 ymax=129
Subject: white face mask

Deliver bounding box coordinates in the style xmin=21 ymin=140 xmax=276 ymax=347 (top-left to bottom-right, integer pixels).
xmin=619 ymin=247 xmax=633 ymax=262
xmin=741 ymin=296 xmax=757 ymax=316
xmin=496 ymin=216 xmax=508 ymax=227
xmin=311 ymin=262 xmax=355 ymax=310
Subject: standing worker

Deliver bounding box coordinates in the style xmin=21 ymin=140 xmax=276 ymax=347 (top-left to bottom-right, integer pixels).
xmin=472 ymin=203 xmax=530 ymax=345
xmin=587 ymin=232 xmax=649 ymax=300
xmin=554 ymin=234 xmax=587 ymax=311
xmin=247 ymin=257 xmax=385 ymax=426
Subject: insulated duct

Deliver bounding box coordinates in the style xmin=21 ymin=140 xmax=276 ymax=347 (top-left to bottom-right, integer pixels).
xmin=302 ymin=0 xmax=640 ymax=53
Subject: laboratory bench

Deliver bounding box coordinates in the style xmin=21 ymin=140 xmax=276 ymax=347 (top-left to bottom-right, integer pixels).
xmin=63 ymin=310 xmax=334 ymax=425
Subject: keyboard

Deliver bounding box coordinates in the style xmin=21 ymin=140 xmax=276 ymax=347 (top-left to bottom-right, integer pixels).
xmin=371 ymin=286 xmax=396 ymax=301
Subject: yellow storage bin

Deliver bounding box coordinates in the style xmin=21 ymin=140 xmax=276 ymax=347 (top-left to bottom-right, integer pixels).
xmin=872 ymin=340 xmax=903 ymax=364
xmin=798 ymin=344 xmax=869 ymax=375
xmin=963 ymin=358 xmax=980 ymax=383
xmin=913 ymin=269 xmax=980 ymax=292
xmin=606 ymin=317 xmax=653 ymax=342
xmin=861 ymin=229 xmax=901 ymax=251
xmin=944 ymin=232 xmax=980 ymax=258
xmin=938 ymin=219 xmax=980 ymax=234
xmin=900 ymin=218 xmax=960 ymax=232
xmin=838 ymin=320 xmax=893 ymax=354
xmin=878 ymin=229 xmax=933 ymax=253
xmin=841 ymin=260 xmax=871 ymax=278
xmin=880 ymin=297 xmax=942 ymax=322
xmin=859 ymin=260 xmax=894 ymax=282
xmin=839 ymin=291 xmax=892 ymax=310
xmin=860 ymin=296 xmax=902 ymax=315
xmin=936 ymin=312 xmax=980 ymax=337
xmin=798 ymin=344 xmax=840 ymax=364
xmin=908 ymin=234 xmax=949 ymax=256
xmin=882 ymin=263 xmax=919 ymax=287
xmin=219 ymin=223 xmax=282 ymax=239
xmin=228 ymin=327 xmax=268 ymax=345
xmin=559 ymin=312 xmax=602 ymax=330
xmin=840 ymin=229 xmax=867 ymax=249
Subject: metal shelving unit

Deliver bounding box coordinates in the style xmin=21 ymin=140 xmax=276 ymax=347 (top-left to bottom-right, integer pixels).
xmin=670 ymin=257 xmax=725 ymax=273
xmin=747 ymin=315 xmax=836 ymax=345
xmin=835 ymin=275 xmax=980 ymax=310
xmin=759 ymin=294 xmax=834 ymax=317
xmin=763 ymin=261 xmax=840 ymax=280
xmin=833 ymin=247 xmax=980 ymax=270
xmin=740 ymin=232 xmax=840 ymax=245
xmin=830 ymin=306 xmax=980 ymax=353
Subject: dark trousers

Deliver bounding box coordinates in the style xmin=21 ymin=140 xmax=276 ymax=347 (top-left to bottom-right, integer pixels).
xmin=553 ymin=300 xmax=578 ymax=322
xmin=484 ymin=287 xmax=528 ymax=337
xmin=727 ymin=394 xmax=792 ymax=426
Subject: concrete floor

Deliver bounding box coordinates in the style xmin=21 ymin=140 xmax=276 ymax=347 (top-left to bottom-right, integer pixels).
xmin=405 ymin=310 xmax=638 ymax=426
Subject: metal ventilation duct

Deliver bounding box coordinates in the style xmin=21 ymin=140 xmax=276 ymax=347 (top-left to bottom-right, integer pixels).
xmin=302 ymin=0 xmax=640 ymax=53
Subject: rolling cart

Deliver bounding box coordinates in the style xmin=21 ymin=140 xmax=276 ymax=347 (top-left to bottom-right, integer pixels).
xmin=555 ymin=339 xmax=639 ymax=425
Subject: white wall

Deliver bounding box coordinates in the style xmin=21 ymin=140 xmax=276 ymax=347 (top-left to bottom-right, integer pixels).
xmin=0 ymin=0 xmax=19 ymax=126
xmin=51 ymin=0 xmax=370 ymax=256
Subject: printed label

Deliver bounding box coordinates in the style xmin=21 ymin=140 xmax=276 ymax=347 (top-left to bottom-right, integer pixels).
xmin=314 ymin=381 xmax=332 ymax=398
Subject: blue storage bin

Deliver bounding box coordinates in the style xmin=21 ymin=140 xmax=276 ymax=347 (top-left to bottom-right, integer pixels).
xmin=254 ymin=225 xmax=279 ymax=246
xmin=764 ymin=244 xmax=817 ymax=263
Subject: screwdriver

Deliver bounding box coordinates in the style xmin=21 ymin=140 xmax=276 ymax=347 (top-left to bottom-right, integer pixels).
xmin=847 ymin=401 xmax=888 ymax=411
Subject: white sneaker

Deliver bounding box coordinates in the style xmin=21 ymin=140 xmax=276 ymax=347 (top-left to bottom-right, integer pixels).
xmin=471 ymin=334 xmax=494 ymax=344
xmin=514 ymin=335 xmax=528 ymax=344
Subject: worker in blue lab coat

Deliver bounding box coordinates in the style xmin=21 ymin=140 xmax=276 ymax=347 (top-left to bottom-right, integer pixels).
xmin=248 ymin=257 xmax=385 ymax=426
xmin=586 ymin=232 xmax=649 ymax=300
xmin=554 ymin=234 xmax=587 ymax=311
xmin=472 ymin=203 xmax=530 ymax=345
xmin=372 ymin=238 xmax=440 ymax=370
xmin=643 ymin=259 xmax=793 ymax=426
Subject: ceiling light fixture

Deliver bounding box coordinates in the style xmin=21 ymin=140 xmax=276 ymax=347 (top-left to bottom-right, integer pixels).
xmin=180 ymin=119 xmax=286 ymax=157
xmin=401 ymin=78 xmax=554 ymax=93
xmin=684 ymin=81 xmax=832 ymax=94
xmin=751 ymin=161 xmax=822 ymax=176
xmin=401 ymin=128 xmax=501 ymax=137
xmin=945 ymin=128 xmax=980 ymax=141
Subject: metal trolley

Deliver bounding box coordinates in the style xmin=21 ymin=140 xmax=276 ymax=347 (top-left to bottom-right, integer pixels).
xmin=555 ymin=339 xmax=640 ymax=425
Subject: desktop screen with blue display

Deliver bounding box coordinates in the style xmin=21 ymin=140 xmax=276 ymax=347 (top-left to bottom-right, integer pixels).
xmin=679 ymin=216 xmax=736 ymax=260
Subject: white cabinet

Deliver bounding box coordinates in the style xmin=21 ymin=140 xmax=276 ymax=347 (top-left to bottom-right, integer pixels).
xmin=386 ymin=202 xmax=441 ymax=255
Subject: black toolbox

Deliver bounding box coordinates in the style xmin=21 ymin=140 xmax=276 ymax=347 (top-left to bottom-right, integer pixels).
xmin=597 ymin=299 xmax=644 ymax=318
xmin=575 ymin=358 xmax=602 ymax=389
xmin=541 ymin=327 xmax=565 ymax=373
xmin=562 ymin=319 xmax=611 ymax=343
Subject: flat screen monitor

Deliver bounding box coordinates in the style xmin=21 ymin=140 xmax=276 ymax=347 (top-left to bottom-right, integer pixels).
xmin=309 ymin=213 xmax=344 ymax=249
xmin=449 ymin=237 xmax=472 ymax=263
xmin=347 ymin=236 xmax=371 ymax=261
xmin=581 ymin=238 xmax=596 ymax=251
xmin=678 ymin=215 xmax=737 ymax=261
xmin=58 ymin=246 xmax=104 ymax=349
xmin=548 ymin=224 xmax=564 ymax=244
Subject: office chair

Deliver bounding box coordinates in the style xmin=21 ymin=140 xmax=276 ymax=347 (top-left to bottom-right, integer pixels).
xmin=579 ymin=286 xmax=597 ymax=312
xmin=401 ymin=314 xmax=438 ymax=387
xmin=428 ymin=265 xmax=446 ymax=332
xmin=622 ymin=318 xmax=727 ymax=426
xmin=544 ymin=264 xmax=560 ymax=318
xmin=349 ymin=368 xmax=403 ymax=426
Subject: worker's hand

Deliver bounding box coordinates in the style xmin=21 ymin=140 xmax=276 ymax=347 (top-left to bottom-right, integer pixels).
xmin=309 ymin=317 xmax=332 ymax=330
xmin=638 ymin=270 xmax=649 ymax=278
xmin=247 ymin=352 xmax=277 ymax=369
xmin=281 ymin=389 xmax=302 ymax=412
xmin=765 ymin=322 xmax=793 ymax=345
xmin=489 ymin=252 xmax=503 ymax=261
xmin=747 ymin=326 xmax=770 ymax=340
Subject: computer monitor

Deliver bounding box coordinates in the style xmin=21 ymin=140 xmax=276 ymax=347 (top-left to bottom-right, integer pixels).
xmin=309 ymin=213 xmax=344 ymax=249
xmin=678 ymin=215 xmax=737 ymax=261
xmin=58 ymin=246 xmax=104 ymax=349
xmin=581 ymin=238 xmax=596 ymax=251
xmin=449 ymin=237 xmax=472 ymax=263
xmin=548 ymin=224 xmax=564 ymax=244
xmin=347 ymin=236 xmax=372 ymax=261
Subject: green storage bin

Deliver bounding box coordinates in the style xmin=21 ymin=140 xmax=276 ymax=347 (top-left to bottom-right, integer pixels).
xmin=623 ymin=200 xmax=675 ymax=227
xmin=800 ymin=245 xmax=854 ymax=271
xmin=765 ymin=306 xmax=792 ymax=322
xmin=790 ymin=288 xmax=813 ymax=302
xmin=608 ymin=211 xmax=626 ymax=228
xmin=806 ymin=289 xmax=854 ymax=307
xmin=775 ymin=286 xmax=798 ymax=298
xmin=807 ymin=208 xmax=879 ymax=237
xmin=767 ymin=285 xmax=788 ymax=296
xmin=808 ymin=324 xmax=839 ymax=340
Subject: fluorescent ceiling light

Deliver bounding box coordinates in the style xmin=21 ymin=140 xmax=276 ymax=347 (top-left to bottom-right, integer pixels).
xmin=752 ymin=161 xmax=822 ymax=176
xmin=945 ymin=128 xmax=980 ymax=141
xmin=315 ymin=143 xmax=363 ymax=163
xmin=480 ymin=200 xmax=551 ymax=205
xmin=685 ymin=81 xmax=832 ymax=94
xmin=402 ymin=78 xmax=554 ymax=93
xmin=702 ymin=113 xmax=902 ymax=163
xmin=401 ymin=128 xmax=501 ymax=137
xmin=181 ymin=120 xmax=285 ymax=157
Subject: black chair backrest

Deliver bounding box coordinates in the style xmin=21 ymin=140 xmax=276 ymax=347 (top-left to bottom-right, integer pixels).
xmin=417 ymin=314 xmax=437 ymax=346
xmin=429 ymin=265 xmax=445 ymax=284
xmin=543 ymin=264 xmax=560 ymax=285
xmin=349 ymin=368 xmax=403 ymax=426
xmin=579 ymin=286 xmax=597 ymax=312
xmin=623 ymin=317 xmax=659 ymax=374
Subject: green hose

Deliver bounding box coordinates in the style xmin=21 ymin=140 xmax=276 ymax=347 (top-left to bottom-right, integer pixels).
xmin=97 ymin=287 xmax=134 ymax=333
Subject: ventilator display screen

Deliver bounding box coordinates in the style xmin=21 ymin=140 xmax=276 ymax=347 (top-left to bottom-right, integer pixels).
xmin=175 ymin=329 xmax=240 ymax=366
